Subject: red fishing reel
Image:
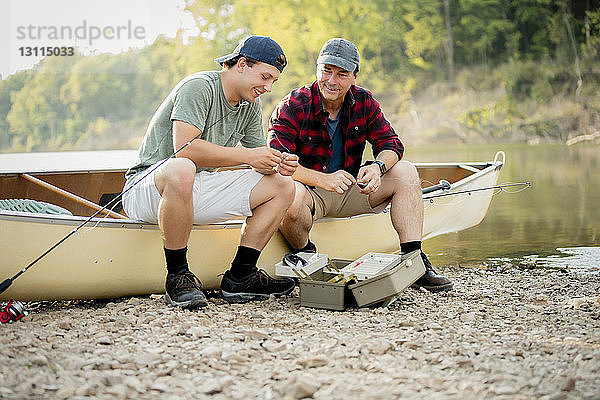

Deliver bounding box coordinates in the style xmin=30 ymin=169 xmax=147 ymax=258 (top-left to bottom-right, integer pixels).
xmin=0 ymin=300 xmax=27 ymax=323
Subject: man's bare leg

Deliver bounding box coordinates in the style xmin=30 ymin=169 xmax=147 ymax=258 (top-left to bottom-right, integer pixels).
xmin=370 ymin=160 xmax=452 ymax=292
xmin=154 ymin=157 xmax=207 ymax=307
xmin=220 ymin=173 xmax=296 ymax=303
xmin=241 ymin=173 xmax=296 ymax=250
xmin=279 ymin=182 xmax=315 ymax=250
xmin=369 ymin=160 xmax=423 ymax=243
xmin=154 ymin=158 xmax=196 ymax=249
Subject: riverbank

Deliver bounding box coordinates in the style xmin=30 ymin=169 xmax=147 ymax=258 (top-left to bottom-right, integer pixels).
xmin=1 ymin=264 xmax=599 ymax=399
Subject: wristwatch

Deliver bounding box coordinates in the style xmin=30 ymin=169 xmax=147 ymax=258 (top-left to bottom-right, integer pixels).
xmin=362 ymin=160 xmax=387 ymax=176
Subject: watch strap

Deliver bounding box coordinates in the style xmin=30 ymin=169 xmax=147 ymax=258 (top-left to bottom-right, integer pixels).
xmin=361 ymin=160 xmax=386 ymax=176
xmin=373 ymin=160 xmax=386 ymax=175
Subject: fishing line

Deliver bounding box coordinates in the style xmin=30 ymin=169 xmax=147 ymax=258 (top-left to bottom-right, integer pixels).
xmin=491 ymin=181 xmax=531 ymax=194
xmin=423 ymin=185 xmax=500 ymax=208
xmin=0 ymin=100 xmax=259 ymax=295
xmin=84 ymin=196 xmax=126 ymax=233
xmin=422 ymin=182 xmax=531 ymax=201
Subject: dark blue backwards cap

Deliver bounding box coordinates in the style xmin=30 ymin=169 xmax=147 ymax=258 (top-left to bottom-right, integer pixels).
xmin=215 ymin=35 xmax=287 ymax=72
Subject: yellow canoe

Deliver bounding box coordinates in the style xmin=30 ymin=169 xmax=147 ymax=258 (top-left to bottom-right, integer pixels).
xmin=0 ymin=151 xmax=504 ymax=300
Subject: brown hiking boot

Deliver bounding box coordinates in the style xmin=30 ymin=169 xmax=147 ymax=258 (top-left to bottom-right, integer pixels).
xmin=412 ymin=252 xmax=453 ymax=292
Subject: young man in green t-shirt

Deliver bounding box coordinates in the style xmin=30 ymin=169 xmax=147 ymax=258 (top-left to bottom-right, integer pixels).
xmin=124 ymin=36 xmax=298 ymax=308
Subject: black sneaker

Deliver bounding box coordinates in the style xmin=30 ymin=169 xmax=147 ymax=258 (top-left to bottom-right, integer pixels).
xmin=411 ymin=252 xmax=454 ymax=292
xmin=290 ymin=240 xmax=317 ymax=254
xmin=165 ymin=270 xmax=208 ymax=308
xmin=220 ymin=268 xmax=295 ymax=303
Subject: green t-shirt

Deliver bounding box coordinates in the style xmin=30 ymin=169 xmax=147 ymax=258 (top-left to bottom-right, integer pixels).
xmin=125 ymin=71 xmax=265 ymax=182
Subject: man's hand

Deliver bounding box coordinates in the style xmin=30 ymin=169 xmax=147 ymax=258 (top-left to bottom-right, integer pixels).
xmin=247 ymin=147 xmax=283 ymax=171
xmin=356 ymin=164 xmax=382 ymax=195
xmin=320 ymin=170 xmax=356 ymax=194
xmin=278 ymin=153 xmax=299 ymax=176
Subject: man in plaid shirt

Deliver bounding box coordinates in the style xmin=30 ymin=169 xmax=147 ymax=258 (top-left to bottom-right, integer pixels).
xmin=268 ymin=38 xmax=452 ymax=292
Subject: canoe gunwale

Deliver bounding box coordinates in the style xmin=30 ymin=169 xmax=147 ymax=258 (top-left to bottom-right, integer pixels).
xmin=440 ymin=159 xmax=502 ymax=192
xmin=0 ymin=158 xmax=503 ymax=228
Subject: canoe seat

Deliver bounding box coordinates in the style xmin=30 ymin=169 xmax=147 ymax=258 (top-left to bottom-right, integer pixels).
xmin=0 ymin=198 xmax=73 ymax=216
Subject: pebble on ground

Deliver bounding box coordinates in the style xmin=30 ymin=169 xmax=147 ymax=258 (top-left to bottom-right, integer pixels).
xmin=1 ymin=266 xmax=599 ymax=399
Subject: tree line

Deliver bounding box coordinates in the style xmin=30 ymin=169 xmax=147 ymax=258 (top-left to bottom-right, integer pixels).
xmin=1 ymin=0 xmax=598 ymax=152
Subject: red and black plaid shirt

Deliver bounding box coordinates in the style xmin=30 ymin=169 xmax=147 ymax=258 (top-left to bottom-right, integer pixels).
xmin=268 ymin=81 xmax=403 ymax=176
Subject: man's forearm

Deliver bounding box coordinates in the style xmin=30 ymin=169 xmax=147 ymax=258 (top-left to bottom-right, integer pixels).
xmin=177 ymin=138 xmax=252 ymax=168
xmin=173 ymin=120 xmax=254 ymax=167
xmin=291 ymin=164 xmax=327 ymax=187
xmin=375 ymin=150 xmax=399 ymax=174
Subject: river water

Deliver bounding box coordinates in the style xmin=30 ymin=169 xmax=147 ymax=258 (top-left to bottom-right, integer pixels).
xmin=409 ymin=143 xmax=600 ymax=272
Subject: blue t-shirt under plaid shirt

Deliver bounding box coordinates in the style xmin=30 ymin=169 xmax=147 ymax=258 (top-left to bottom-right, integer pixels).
xmin=326 ymin=116 xmax=343 ymax=172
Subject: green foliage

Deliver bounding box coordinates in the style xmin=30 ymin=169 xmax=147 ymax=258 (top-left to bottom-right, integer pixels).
xmin=0 ymin=0 xmax=599 ymax=152
xmin=457 ymin=0 xmax=517 ymax=64
xmin=402 ymin=0 xmax=445 ymax=71
xmin=510 ymin=0 xmax=555 ymax=59
xmin=0 ymin=71 xmax=30 ymax=148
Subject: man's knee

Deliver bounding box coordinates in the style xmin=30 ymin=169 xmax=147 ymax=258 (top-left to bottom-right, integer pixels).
xmin=155 ymin=158 xmax=196 ymax=196
xmin=259 ymin=173 xmax=296 ymax=204
xmin=388 ymin=160 xmax=420 ymax=187
xmin=285 ymin=183 xmax=312 ymax=222
xmin=279 ymin=176 xmax=296 ymax=205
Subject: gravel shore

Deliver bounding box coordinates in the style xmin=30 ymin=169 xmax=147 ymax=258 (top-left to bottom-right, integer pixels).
xmin=1 ymin=265 xmax=599 ymax=400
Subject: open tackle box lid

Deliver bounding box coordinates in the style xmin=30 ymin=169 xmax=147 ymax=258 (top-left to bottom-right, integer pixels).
xmin=324 ymin=252 xmax=404 ymax=281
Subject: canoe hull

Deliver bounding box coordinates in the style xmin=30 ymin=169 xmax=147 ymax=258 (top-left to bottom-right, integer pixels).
xmin=1 ymin=213 xmax=400 ymax=300
xmin=0 ymin=155 xmax=503 ymax=300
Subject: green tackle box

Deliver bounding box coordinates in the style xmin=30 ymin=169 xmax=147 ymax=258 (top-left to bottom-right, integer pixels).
xmin=299 ymin=259 xmax=354 ymax=311
xmin=349 ymin=250 xmax=425 ymax=307
xmin=299 ymin=250 xmax=425 ymax=310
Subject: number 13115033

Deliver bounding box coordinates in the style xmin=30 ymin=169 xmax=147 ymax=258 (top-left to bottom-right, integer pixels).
xmin=19 ymin=47 xmax=75 ymax=56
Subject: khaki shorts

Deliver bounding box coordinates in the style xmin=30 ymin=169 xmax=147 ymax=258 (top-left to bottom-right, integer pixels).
xmin=306 ymin=184 xmax=391 ymax=220
xmin=123 ymin=166 xmax=263 ymax=225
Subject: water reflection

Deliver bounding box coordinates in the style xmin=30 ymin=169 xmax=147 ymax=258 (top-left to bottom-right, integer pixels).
xmin=409 ymin=143 xmax=600 ymax=271
xmin=487 ymin=247 xmax=600 ymax=273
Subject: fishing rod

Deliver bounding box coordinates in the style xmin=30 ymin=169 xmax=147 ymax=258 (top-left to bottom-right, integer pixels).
xmin=0 ymin=101 xmax=257 ymax=296
xmin=422 ymin=179 xmax=451 ymax=194
xmin=422 ymin=181 xmax=531 ymax=200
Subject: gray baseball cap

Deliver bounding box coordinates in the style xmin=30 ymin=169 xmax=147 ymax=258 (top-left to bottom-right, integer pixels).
xmin=317 ymin=38 xmax=360 ymax=72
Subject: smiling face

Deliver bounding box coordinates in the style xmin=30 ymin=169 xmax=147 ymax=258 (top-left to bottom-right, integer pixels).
xmin=316 ymin=63 xmax=356 ymax=104
xmin=237 ymin=58 xmax=281 ymax=103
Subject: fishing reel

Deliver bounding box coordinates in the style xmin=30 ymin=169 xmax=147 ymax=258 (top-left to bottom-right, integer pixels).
xmin=0 ymin=300 xmax=27 ymax=323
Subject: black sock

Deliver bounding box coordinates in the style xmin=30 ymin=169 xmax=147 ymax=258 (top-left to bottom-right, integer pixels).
xmin=165 ymin=247 xmax=189 ymax=275
xmin=230 ymin=246 xmax=261 ymax=279
xmin=400 ymin=241 xmax=421 ymax=254
xmin=291 ymin=240 xmax=317 ymax=254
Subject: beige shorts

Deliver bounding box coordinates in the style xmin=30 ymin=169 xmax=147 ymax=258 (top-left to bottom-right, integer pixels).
xmin=123 ymin=166 xmax=263 ymax=224
xmin=306 ymin=184 xmax=391 ymax=220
